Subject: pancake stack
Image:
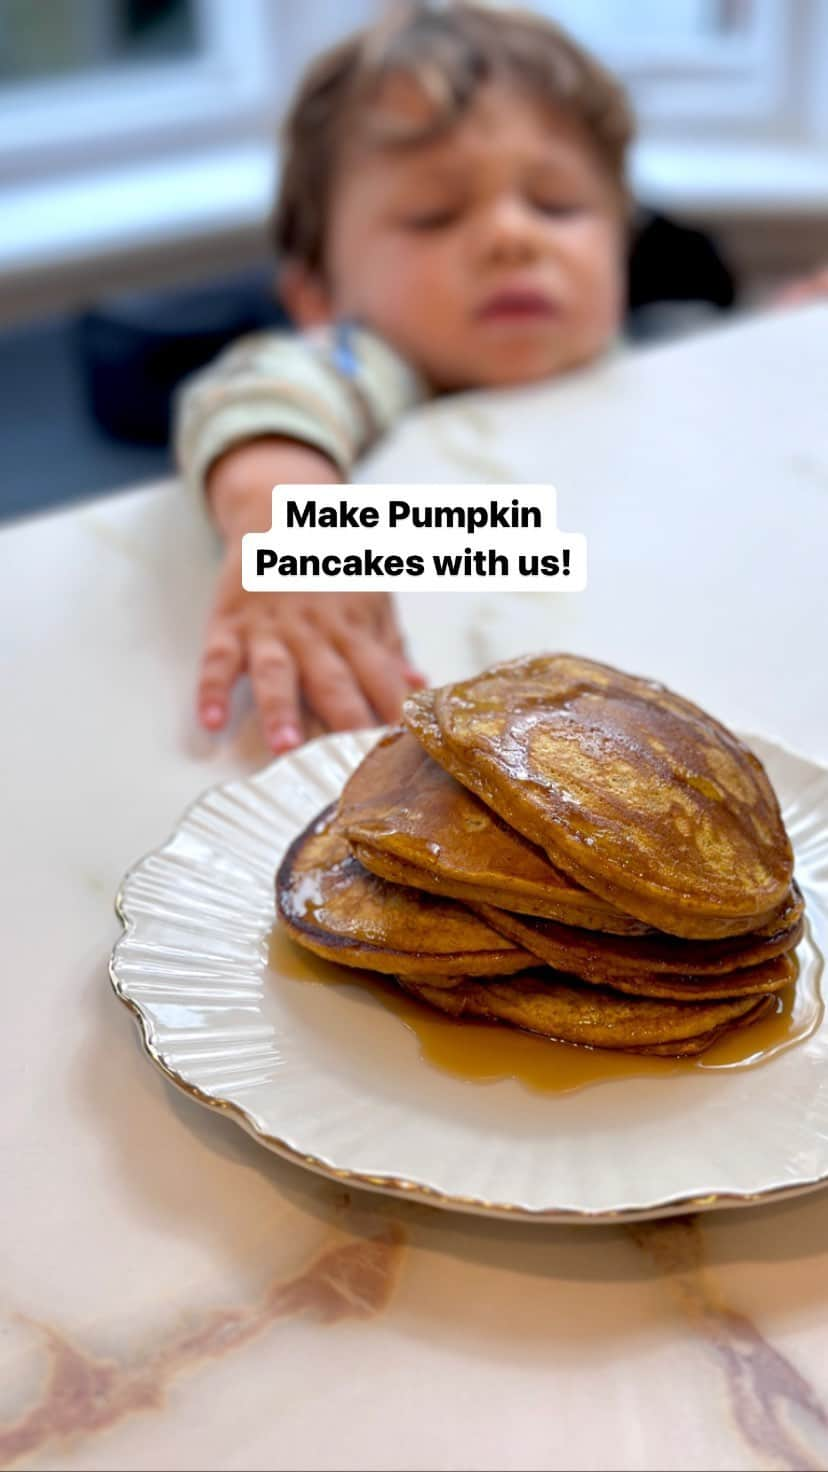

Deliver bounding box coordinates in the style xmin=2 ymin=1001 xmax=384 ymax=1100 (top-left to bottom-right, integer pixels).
xmin=277 ymin=654 xmax=802 ymax=1057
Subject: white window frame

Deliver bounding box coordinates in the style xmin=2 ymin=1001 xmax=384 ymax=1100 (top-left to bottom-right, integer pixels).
xmin=538 ymin=0 xmax=828 ymax=138
xmin=0 ymin=0 xmax=378 ymax=183
xmin=3 ymin=0 xmax=824 ymax=178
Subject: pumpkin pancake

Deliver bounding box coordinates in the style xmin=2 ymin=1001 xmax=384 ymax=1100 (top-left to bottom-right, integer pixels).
xmin=276 ymin=803 xmax=534 ymax=980
xmin=571 ymin=952 xmax=797 ymax=1004
xmin=397 ymin=972 xmax=775 ymax=1056
xmin=405 ymin=656 xmax=793 ymax=939
xmin=471 ymin=906 xmax=799 ymax=1000
xmin=340 ymin=727 xmax=648 ymax=933
xmin=472 ymin=882 xmax=803 ymax=985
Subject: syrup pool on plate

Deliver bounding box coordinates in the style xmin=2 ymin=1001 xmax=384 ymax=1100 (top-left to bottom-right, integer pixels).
xmin=268 ymin=924 xmax=822 ymax=1096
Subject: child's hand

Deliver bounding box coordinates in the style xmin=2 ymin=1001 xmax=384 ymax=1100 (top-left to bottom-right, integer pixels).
xmin=199 ymin=560 xmax=424 ymax=752
xmin=198 ymin=437 xmax=425 ymax=752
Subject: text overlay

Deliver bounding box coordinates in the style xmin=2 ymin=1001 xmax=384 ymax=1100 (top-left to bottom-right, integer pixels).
xmin=242 ymin=485 xmax=586 ymax=593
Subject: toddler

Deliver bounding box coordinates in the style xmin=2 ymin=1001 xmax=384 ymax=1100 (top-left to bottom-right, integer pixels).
xmin=176 ymin=1 xmax=633 ymax=752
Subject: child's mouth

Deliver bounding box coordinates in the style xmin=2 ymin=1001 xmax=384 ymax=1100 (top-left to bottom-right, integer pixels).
xmin=477 ymin=289 xmax=559 ymax=321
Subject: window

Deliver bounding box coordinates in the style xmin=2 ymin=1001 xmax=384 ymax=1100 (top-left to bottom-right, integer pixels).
xmin=0 ymin=0 xmax=279 ymax=182
xmin=0 ymin=0 xmax=199 ymax=84
xmin=0 ymin=0 xmax=378 ymax=183
xmin=534 ymin=0 xmax=828 ymax=137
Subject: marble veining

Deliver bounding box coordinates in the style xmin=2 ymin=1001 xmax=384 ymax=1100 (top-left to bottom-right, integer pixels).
xmin=630 ymin=1217 xmax=828 ymax=1471
xmin=0 ymin=1225 xmax=405 ymax=1469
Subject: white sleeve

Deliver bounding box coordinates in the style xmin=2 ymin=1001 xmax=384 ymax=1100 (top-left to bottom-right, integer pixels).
xmin=173 ymin=322 xmax=427 ymax=494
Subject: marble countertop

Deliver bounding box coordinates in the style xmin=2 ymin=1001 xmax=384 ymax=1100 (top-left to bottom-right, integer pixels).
xmin=3 ymin=303 xmax=828 ymax=1471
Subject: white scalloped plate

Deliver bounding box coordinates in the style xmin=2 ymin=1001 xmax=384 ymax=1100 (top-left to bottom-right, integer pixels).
xmin=110 ymin=731 xmax=828 ymax=1223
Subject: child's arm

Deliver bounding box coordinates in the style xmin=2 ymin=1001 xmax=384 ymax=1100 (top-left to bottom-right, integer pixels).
xmin=175 ymin=324 xmax=426 ymax=496
xmin=199 ymin=435 xmax=423 ymax=753
xmin=175 ymin=326 xmax=428 ymax=752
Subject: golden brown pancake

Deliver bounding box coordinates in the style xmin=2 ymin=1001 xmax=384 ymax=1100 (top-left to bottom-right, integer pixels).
xmin=397 ymin=972 xmax=775 ymax=1056
xmin=471 ymin=883 xmax=803 ymax=985
xmin=341 ymin=727 xmax=648 ymax=933
xmin=405 ymin=655 xmax=793 ymax=939
xmin=276 ymin=803 xmax=535 ymax=979
xmin=471 ymin=907 xmax=799 ymax=1000
xmin=577 ymin=953 xmax=797 ymax=1003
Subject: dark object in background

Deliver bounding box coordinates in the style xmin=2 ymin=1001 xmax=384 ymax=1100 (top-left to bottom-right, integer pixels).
xmin=75 ymin=268 xmax=291 ymax=445
xmin=628 ymin=209 xmax=737 ymax=311
xmin=0 ymin=313 xmax=174 ymax=522
xmin=626 ymin=208 xmax=737 ymax=342
xmin=76 ymin=210 xmax=739 ymax=446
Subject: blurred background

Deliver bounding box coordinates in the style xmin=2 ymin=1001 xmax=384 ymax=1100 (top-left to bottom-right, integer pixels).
xmin=2 ymin=0 xmax=827 ymax=521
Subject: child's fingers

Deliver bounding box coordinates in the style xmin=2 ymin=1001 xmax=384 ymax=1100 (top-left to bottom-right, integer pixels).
xmin=339 ymin=633 xmax=414 ymax=724
xmin=374 ymin=598 xmax=405 ymax=652
xmin=299 ymin=644 xmax=375 ymax=731
xmin=248 ymin=636 xmax=303 ymax=753
xmin=401 ymin=662 xmax=427 ymax=689
xmin=375 ymin=601 xmax=412 ymax=662
xmin=197 ymin=625 xmax=245 ymax=729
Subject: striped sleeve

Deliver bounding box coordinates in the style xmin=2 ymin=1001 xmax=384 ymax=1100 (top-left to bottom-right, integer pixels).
xmin=173 ymin=323 xmax=427 ymax=495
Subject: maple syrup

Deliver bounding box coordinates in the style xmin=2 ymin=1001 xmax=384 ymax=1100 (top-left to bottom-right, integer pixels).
xmin=268 ymin=922 xmax=822 ymax=1096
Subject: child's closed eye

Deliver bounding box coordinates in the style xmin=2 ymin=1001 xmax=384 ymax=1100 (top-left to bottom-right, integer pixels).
xmin=532 ymin=198 xmax=587 ymax=218
xmin=401 ymin=206 xmax=462 ymax=231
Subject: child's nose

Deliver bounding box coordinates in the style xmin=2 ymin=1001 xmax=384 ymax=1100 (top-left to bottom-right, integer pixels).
xmin=478 ymin=196 xmax=545 ymax=265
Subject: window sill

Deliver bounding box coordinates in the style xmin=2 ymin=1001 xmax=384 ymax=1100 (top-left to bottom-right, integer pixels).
xmin=1 ymin=141 xmax=275 ymax=322
xmin=632 ymin=138 xmax=828 ymax=216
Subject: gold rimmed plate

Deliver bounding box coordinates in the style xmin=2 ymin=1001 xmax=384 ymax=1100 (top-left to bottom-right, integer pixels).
xmin=110 ymin=731 xmax=828 ymax=1223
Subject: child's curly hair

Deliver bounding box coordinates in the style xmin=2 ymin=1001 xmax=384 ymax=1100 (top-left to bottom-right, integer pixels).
xmin=274 ymin=2 xmax=635 ymax=275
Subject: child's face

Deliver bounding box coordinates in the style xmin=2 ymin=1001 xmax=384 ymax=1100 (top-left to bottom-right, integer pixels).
xmin=303 ymin=83 xmax=625 ymax=390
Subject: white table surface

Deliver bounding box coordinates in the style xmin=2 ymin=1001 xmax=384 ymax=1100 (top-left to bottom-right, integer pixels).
xmin=3 ymin=302 xmax=828 ymax=1472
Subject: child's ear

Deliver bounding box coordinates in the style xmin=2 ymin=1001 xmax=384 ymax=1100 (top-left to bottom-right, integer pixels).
xmin=278 ymin=261 xmax=334 ymax=327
